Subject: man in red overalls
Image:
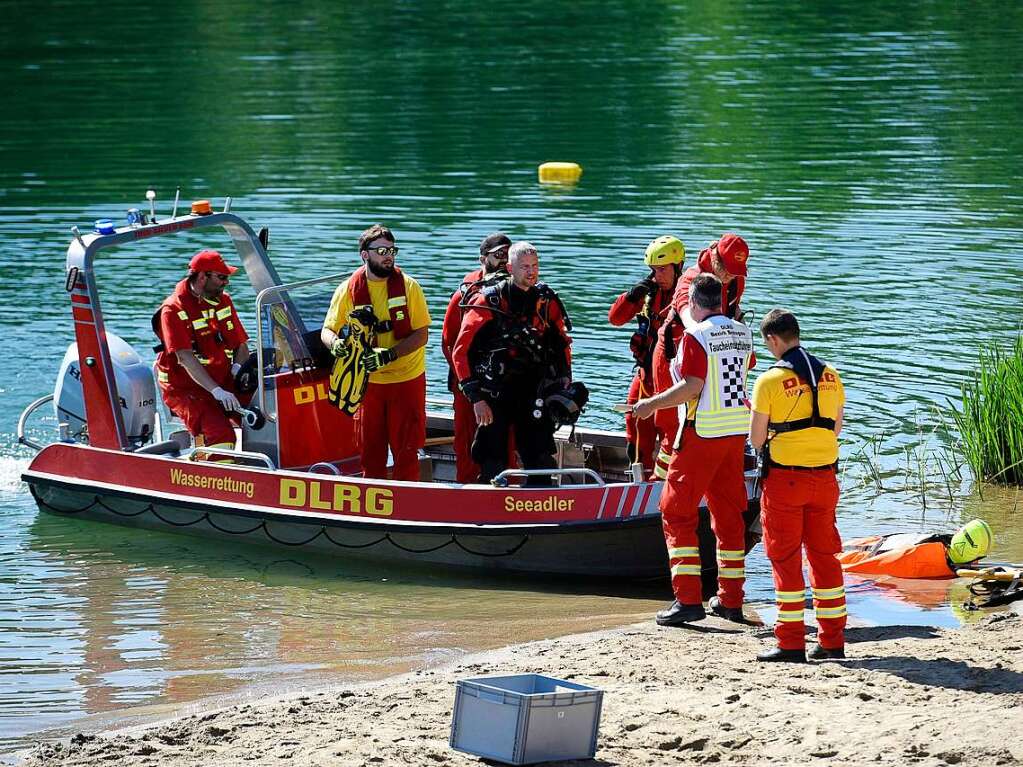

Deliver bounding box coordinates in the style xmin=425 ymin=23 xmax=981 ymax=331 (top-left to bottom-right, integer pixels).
xmin=751 ymin=309 xmax=847 ymax=661
xmin=607 ymin=236 xmax=684 ymax=476
xmin=634 ymin=273 xmax=754 ymax=626
xmin=442 ymin=232 xmax=511 ymax=483
xmin=650 ymin=234 xmax=750 ymax=478
xmin=155 ymin=250 xmax=251 ymax=449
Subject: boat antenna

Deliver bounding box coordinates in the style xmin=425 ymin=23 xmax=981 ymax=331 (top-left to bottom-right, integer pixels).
xmin=70 ymin=226 xmax=86 ymax=249
xmin=171 ymin=187 xmax=180 ymax=219
xmin=223 ymin=196 xmax=232 ymax=213
xmin=146 ymin=189 xmax=156 ymax=222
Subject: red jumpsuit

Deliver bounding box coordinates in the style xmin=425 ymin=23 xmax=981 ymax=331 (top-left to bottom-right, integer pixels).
xmin=442 ymin=270 xmax=517 ymax=483
xmin=762 ymin=468 xmax=846 ymax=651
xmin=651 ymin=249 xmax=746 ymax=478
xmin=660 ymin=332 xmax=749 ymax=609
xmin=607 ymin=287 xmax=673 ymax=474
xmin=155 ymin=278 xmax=248 ymax=446
xmin=442 ymin=269 xmax=485 ymax=483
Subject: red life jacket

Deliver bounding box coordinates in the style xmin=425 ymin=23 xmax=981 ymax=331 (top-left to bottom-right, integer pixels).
xmin=347 ymin=265 xmax=413 ymax=340
xmin=154 ymin=279 xmax=242 ymax=393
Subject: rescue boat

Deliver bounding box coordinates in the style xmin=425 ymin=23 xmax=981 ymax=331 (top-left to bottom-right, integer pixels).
xmin=19 ymin=196 xmax=761 ymax=580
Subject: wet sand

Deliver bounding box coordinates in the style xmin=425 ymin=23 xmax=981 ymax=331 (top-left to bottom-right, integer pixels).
xmin=19 ymin=608 xmax=1023 ymax=767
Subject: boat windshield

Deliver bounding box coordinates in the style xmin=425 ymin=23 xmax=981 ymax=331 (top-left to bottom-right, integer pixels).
xmin=254 ymin=273 xmax=346 ymax=414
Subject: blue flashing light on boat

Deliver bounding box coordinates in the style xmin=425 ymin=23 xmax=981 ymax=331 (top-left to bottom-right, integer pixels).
xmin=94 ymin=219 xmax=116 ymax=235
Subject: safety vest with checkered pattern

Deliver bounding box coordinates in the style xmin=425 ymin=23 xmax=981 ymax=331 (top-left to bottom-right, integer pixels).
xmin=686 ymin=315 xmax=753 ymax=438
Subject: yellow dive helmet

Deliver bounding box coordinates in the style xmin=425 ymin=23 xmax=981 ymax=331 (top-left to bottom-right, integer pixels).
xmin=948 ymin=519 xmax=993 ymax=564
xmin=644 ymin=235 xmax=686 ymax=268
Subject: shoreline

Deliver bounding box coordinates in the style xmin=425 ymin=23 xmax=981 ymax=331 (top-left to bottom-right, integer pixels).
xmin=18 ymin=608 xmax=1023 ymax=767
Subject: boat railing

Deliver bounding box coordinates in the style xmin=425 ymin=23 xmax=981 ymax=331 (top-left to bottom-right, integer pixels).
xmin=183 ymin=446 xmax=277 ymax=470
xmin=309 ymin=461 xmax=342 ymax=475
xmin=253 ymin=272 xmax=348 ymax=422
xmin=17 ymin=394 xmax=55 ymax=452
xmin=492 ymin=468 xmax=606 ymax=487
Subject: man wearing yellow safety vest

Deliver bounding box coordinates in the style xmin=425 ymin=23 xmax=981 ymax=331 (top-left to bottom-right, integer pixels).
xmin=607 ymin=236 xmax=685 ymax=476
xmin=750 ymin=309 xmax=846 ymax=662
xmin=633 ymin=273 xmax=754 ymax=626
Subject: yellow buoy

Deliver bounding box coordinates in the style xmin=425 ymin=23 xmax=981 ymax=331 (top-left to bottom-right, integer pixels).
xmin=538 ymin=162 xmax=582 ymax=184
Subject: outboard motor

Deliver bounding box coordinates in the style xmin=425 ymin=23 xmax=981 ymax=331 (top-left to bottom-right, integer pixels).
xmin=53 ymin=333 xmax=157 ymax=447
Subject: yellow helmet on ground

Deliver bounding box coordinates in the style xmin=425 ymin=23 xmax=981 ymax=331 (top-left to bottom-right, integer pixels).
xmin=949 ymin=519 xmax=993 ymax=564
xmin=644 ymin=236 xmax=686 ymax=267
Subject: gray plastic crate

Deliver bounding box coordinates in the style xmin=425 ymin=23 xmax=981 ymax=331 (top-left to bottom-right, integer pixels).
xmin=449 ymin=673 xmax=604 ymax=765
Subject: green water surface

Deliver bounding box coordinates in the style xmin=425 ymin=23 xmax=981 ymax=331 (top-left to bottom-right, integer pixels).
xmin=1 ymin=0 xmax=1021 ymax=751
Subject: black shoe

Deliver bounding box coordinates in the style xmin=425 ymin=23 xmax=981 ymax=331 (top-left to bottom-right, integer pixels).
xmin=756 ymin=647 xmax=807 ymax=663
xmin=707 ymin=596 xmax=745 ymax=623
xmin=655 ymin=600 xmax=706 ymax=626
xmin=808 ymin=644 xmax=845 ymax=660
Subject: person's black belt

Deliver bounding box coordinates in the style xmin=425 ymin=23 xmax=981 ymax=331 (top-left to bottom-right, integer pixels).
xmin=767 ymin=461 xmax=837 ymax=472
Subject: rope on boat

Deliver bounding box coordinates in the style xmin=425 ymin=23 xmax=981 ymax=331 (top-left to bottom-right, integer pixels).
xmin=28 ymin=485 xmax=531 ymax=558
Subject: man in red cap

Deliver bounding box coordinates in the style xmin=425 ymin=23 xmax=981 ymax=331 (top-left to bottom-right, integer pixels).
xmin=649 ymin=234 xmax=750 ymax=478
xmin=441 ymin=232 xmax=512 ymax=483
xmin=154 ymin=249 xmax=251 ymax=449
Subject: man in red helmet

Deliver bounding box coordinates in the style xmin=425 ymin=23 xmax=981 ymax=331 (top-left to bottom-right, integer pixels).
xmin=442 ymin=232 xmax=512 ymax=483
xmin=154 ymin=250 xmax=252 ymax=449
xmin=649 ymin=234 xmax=750 ymax=478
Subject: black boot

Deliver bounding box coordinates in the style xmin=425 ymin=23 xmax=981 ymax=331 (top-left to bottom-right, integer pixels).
xmin=808 ymin=644 xmax=845 ymax=660
xmin=707 ymin=596 xmax=744 ymax=623
xmin=655 ymin=600 xmax=706 ymax=626
xmin=756 ymin=647 xmax=807 ymax=663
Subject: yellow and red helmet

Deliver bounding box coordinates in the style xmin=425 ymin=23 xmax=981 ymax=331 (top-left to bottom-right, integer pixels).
xmin=644 ymin=235 xmax=686 ymax=268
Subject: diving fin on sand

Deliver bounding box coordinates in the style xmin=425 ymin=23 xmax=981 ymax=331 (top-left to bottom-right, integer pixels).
xmin=327 ymin=307 xmax=376 ymax=416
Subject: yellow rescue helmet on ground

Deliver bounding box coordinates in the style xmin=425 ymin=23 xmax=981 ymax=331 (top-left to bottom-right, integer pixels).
xmin=949 ymin=518 xmax=993 ymax=564
xmin=644 ymin=235 xmax=686 ymax=267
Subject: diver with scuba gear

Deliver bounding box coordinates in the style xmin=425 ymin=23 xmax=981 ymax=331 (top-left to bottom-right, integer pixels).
xmin=451 ymin=241 xmax=575 ymax=486
xmin=608 ymin=235 xmax=685 ymax=476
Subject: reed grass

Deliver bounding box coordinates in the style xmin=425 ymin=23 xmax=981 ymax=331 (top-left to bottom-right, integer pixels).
xmin=949 ymin=335 xmax=1023 ymax=486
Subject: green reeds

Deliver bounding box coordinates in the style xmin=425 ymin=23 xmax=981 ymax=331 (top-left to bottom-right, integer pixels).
xmin=949 ymin=335 xmax=1023 ymax=486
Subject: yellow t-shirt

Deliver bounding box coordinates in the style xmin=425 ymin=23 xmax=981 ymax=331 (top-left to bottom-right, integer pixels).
xmin=323 ymin=273 xmax=431 ymax=385
xmin=751 ymin=365 xmax=845 ymax=467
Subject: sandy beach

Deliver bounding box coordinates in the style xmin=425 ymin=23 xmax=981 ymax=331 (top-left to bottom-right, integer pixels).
xmin=19 ymin=607 xmax=1023 ymax=767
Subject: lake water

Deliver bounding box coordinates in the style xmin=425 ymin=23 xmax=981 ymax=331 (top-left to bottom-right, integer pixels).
xmin=1 ymin=0 xmax=1022 ymax=752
